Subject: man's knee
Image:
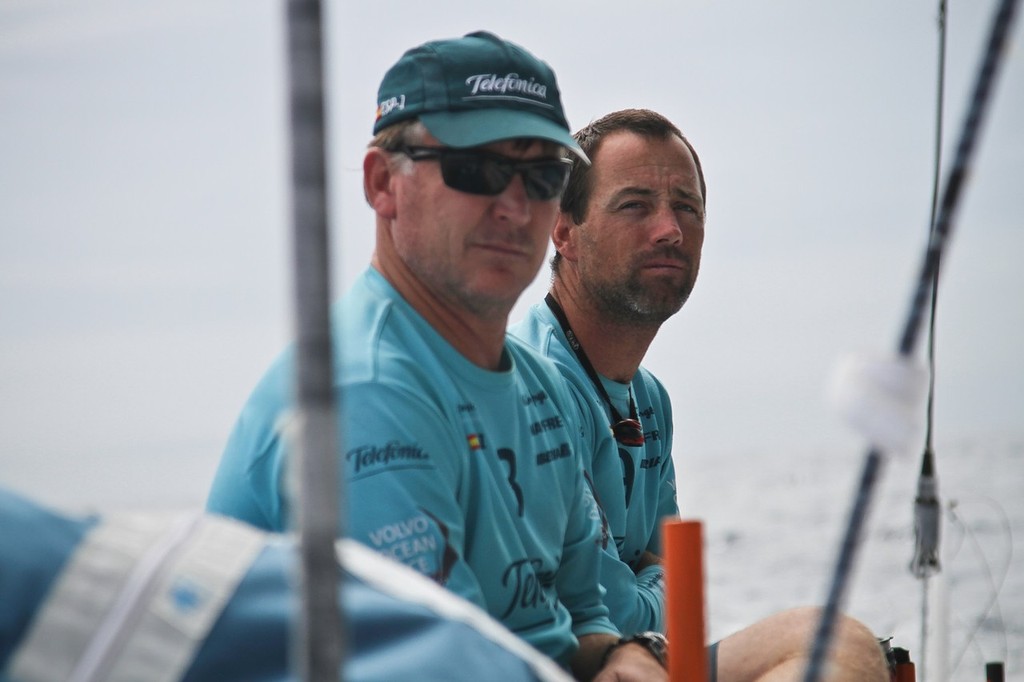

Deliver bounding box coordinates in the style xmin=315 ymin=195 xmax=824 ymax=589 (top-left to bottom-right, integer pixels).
xmin=715 ymin=607 xmax=888 ymax=681
xmin=782 ymin=606 xmax=889 ymax=681
xmin=828 ymin=611 xmax=889 ymax=680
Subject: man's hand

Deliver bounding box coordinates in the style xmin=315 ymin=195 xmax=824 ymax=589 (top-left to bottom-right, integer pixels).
xmin=594 ymin=641 xmax=668 ymax=681
xmin=634 ymin=550 xmax=661 ymax=573
xmin=574 ymin=634 xmax=667 ymax=681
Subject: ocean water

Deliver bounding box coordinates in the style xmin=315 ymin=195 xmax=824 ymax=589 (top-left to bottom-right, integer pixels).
xmin=4 ymin=432 xmax=1020 ymax=681
xmin=683 ymin=434 xmax=1023 ymax=681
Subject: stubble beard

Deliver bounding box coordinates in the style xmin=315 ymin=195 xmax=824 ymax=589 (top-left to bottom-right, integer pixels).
xmin=583 ymin=258 xmax=697 ymax=326
xmin=422 ymin=260 xmax=524 ymax=322
xmin=399 ymin=218 xmax=541 ymax=323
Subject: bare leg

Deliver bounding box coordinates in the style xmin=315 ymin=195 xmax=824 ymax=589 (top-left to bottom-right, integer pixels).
xmin=714 ymin=607 xmax=888 ymax=682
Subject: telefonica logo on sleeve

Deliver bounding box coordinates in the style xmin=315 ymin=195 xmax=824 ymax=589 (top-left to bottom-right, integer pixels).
xmin=347 ymin=441 xmax=429 ymax=474
xmin=464 ymin=73 xmax=549 ymax=102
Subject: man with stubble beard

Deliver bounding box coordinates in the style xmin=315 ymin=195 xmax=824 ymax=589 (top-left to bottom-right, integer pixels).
xmin=511 ymin=108 xmax=889 ymax=681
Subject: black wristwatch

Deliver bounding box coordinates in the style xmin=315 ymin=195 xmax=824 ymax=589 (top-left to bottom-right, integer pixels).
xmin=601 ymin=631 xmax=669 ymax=669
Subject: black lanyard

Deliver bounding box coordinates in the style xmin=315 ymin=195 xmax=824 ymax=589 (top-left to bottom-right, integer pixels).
xmin=544 ymin=294 xmax=645 ymax=446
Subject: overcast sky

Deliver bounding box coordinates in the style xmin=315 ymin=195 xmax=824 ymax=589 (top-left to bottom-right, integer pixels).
xmin=1 ymin=0 xmax=1021 ymax=512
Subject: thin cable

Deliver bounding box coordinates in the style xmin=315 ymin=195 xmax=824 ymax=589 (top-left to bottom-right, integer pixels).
xmin=914 ymin=4 xmax=948 ymax=680
xmin=945 ymin=497 xmax=1013 ymax=677
xmin=925 ymin=0 xmax=948 ymax=461
xmin=920 ymin=579 xmax=931 ymax=682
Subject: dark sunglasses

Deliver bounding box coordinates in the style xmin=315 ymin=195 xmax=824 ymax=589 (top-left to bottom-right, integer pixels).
xmin=611 ymin=418 xmax=645 ymax=447
xmin=395 ymin=145 xmax=572 ymax=201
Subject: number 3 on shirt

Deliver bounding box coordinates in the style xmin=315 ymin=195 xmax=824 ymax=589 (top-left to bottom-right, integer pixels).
xmin=497 ymin=448 xmax=525 ymax=517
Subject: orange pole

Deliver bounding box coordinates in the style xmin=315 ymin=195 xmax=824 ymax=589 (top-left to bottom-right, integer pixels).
xmin=662 ymin=518 xmax=706 ymax=682
xmin=890 ymin=646 xmax=916 ymax=682
xmin=894 ymin=660 xmax=916 ymax=682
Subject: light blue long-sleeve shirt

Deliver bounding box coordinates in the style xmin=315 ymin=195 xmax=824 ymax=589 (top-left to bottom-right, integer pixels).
xmin=207 ymin=268 xmax=618 ymax=665
xmin=510 ymin=302 xmax=679 ymax=635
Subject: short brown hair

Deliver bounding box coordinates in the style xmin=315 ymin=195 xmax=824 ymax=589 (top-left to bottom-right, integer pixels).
xmin=552 ymin=109 xmax=706 ymax=273
xmin=561 ymin=108 xmax=706 ymax=223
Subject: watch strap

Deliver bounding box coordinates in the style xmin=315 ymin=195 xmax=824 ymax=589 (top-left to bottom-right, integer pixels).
xmin=600 ymin=630 xmax=669 ymax=670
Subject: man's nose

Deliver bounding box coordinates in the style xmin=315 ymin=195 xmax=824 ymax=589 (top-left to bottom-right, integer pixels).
xmin=651 ymin=206 xmax=685 ymax=245
xmin=492 ymin=174 xmax=532 ymax=225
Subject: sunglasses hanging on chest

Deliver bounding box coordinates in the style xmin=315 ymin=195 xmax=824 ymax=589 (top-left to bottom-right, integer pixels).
xmin=544 ymin=294 xmax=645 ymax=446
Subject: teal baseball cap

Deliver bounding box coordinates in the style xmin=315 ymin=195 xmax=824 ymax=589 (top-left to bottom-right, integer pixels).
xmin=374 ymin=31 xmax=588 ymax=162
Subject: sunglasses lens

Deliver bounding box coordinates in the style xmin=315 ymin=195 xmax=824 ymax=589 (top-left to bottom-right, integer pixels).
xmin=437 ymin=154 xmax=513 ymax=196
xmin=521 ymin=162 xmax=571 ymax=200
xmin=438 ymin=153 xmax=569 ymax=199
xmin=478 ymin=157 xmax=517 ymax=195
xmin=612 ymin=419 xmax=645 ymax=446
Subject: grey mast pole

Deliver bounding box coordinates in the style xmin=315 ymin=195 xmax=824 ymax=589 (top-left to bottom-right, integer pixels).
xmin=284 ymin=0 xmax=344 ymax=680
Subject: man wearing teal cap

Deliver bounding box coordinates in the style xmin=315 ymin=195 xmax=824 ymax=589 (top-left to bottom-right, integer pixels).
xmin=209 ymin=32 xmax=664 ymax=680
xmin=372 ymin=30 xmax=588 ymax=156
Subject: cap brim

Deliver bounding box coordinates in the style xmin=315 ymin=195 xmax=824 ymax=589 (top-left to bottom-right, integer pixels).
xmin=421 ymin=110 xmax=589 ymax=164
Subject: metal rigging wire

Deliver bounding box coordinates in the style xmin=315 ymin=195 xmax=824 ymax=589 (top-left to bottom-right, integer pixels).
xmin=910 ymin=2 xmax=948 ymax=680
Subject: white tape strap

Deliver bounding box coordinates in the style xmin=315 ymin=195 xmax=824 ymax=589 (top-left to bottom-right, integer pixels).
xmin=828 ymin=351 xmax=929 ymax=455
xmin=9 ymin=512 xmax=266 ymax=682
xmin=338 ymin=538 xmax=574 ymax=682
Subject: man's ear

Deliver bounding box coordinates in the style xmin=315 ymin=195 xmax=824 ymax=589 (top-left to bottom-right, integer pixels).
xmin=552 ymin=212 xmax=579 ymax=263
xmin=363 ymin=148 xmax=398 ymax=219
